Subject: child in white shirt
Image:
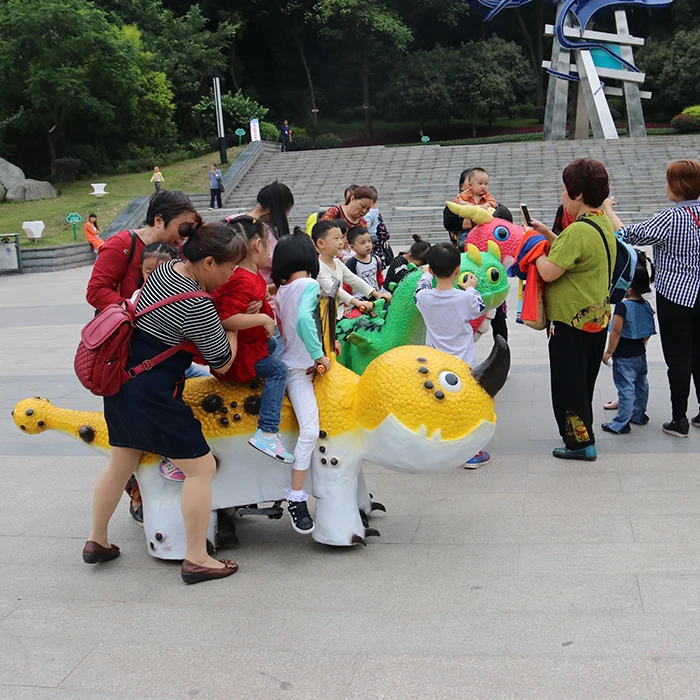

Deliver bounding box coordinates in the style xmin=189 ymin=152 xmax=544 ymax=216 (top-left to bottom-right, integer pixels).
xmin=272 ymin=229 xmax=333 ymax=535
xmin=312 ymin=219 xmax=390 ymax=317
xmin=415 ymin=242 xmax=490 ymax=468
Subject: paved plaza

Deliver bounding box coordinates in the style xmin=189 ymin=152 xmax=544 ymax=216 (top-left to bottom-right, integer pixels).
xmin=1 ymin=265 xmax=700 ymax=700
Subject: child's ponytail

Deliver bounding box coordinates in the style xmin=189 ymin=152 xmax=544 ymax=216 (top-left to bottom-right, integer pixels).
xmin=410 ymin=234 xmax=431 ymax=262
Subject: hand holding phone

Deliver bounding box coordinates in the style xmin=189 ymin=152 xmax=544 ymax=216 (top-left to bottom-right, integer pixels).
xmin=519 ymin=203 xmax=533 ymax=227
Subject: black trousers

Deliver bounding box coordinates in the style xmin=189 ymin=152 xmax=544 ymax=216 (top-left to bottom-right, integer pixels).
xmin=492 ymin=303 xmax=508 ymax=343
xmin=656 ymin=291 xmax=700 ymax=421
xmin=549 ymin=322 xmax=606 ymax=449
xmin=209 ymin=188 xmax=222 ymax=209
xmin=280 ymin=140 xmax=289 ymax=152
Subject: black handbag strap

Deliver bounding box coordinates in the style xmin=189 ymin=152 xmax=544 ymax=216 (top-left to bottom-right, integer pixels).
xmin=579 ymin=217 xmax=612 ymax=286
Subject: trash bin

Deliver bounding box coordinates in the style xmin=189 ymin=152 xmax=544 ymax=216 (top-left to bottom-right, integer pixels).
xmin=0 ymin=234 xmax=22 ymax=275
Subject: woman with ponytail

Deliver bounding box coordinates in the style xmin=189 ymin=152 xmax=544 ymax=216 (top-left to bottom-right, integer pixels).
xmin=84 ymin=221 xmax=248 ymax=585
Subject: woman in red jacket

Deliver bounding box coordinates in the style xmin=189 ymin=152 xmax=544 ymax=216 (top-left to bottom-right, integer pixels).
xmin=86 ymin=190 xmax=199 ymax=523
xmin=86 ymin=190 xmax=199 ymax=312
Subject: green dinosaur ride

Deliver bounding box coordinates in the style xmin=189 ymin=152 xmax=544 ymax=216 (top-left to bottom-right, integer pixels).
xmin=337 ymin=241 xmax=510 ymax=375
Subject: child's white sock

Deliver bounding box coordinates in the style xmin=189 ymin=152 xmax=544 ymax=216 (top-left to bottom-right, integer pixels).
xmin=262 ymin=431 xmax=277 ymax=439
xmin=285 ymin=487 xmax=308 ymax=502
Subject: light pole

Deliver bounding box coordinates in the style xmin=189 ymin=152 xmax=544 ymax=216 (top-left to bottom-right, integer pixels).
xmin=212 ymin=72 xmax=228 ymax=164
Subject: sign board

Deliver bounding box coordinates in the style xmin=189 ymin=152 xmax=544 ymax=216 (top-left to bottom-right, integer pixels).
xmin=66 ymin=212 xmax=82 ymax=224
xmin=250 ymin=118 xmax=261 ymax=142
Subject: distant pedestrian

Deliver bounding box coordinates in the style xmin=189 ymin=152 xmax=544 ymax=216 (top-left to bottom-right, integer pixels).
xmin=83 ymin=214 xmax=103 ymax=253
xmin=279 ymin=120 xmax=292 ymax=153
xmin=150 ymin=166 xmax=165 ymax=193
xmin=209 ymin=163 xmax=223 ymax=210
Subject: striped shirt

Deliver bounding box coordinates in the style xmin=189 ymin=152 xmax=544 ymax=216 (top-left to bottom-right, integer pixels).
xmin=621 ymin=200 xmax=700 ymax=308
xmin=135 ymin=260 xmax=232 ymax=370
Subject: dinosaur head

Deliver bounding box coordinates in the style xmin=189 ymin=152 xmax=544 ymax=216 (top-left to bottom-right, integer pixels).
xmin=461 ymin=242 xmax=510 ymax=309
xmin=357 ymin=340 xmax=509 ymax=473
xmin=12 ymin=397 xmax=111 ymax=453
xmin=467 ymin=217 xmax=525 ymax=270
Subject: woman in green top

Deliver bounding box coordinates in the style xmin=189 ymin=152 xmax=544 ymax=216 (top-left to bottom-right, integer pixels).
xmin=531 ymin=159 xmax=617 ymax=462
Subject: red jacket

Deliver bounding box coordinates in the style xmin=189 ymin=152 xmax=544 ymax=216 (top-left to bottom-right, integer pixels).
xmin=86 ymin=230 xmax=144 ymax=311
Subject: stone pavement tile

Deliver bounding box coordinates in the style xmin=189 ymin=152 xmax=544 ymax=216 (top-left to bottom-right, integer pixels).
xmin=361 ymin=492 xmax=526 ymax=518
xmin=0 ymin=601 xmax=249 ymax=646
xmin=638 ymin=575 xmax=700 ymax=613
xmin=215 ymin=607 xmax=700 ymax=658
xmin=0 ymin=597 xmax=23 ymax=622
xmin=60 ymin=644 xmax=358 ymax=700
xmin=429 ymin=471 xmax=622 ymax=494
xmin=519 ymin=543 xmax=700 ymax=574
xmin=345 ymin=655 xmax=662 ymax=700
xmin=655 ymin=659 xmax=700 ymax=700
xmin=619 ymin=471 xmax=700 ymax=492
xmin=414 ymin=514 xmax=633 ymax=544
xmin=525 ymin=491 xmax=700 ymax=516
xmin=0 ymin=531 xmax=161 ymax=568
xmin=527 ymin=452 xmax=700 ymax=473
xmin=2 ymin=461 xmax=101 ymax=493
xmin=0 ymin=688 xmax=170 ymax=700
xmin=0 ymin=488 xmax=90 ymax=536
xmin=631 ymin=515 xmax=700 ymax=543
xmin=0 ymin=563 xmax=171 ymax=605
xmin=0 ymin=635 xmax=95 ymax=687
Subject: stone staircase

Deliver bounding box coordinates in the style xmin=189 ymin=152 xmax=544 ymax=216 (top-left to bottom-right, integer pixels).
xmin=200 ymin=136 xmax=700 ymax=250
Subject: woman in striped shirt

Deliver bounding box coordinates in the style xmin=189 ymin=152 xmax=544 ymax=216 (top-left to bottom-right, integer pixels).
xmin=83 ymin=221 xmax=247 ymax=584
xmin=605 ymin=160 xmax=700 ymax=438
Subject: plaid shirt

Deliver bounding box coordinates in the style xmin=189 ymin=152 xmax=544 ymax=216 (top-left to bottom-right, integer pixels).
xmin=621 ymin=200 xmax=700 ymax=308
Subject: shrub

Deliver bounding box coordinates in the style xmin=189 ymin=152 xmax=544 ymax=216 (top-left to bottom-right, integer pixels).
xmin=259 ymin=121 xmax=279 ymax=141
xmin=336 ymin=108 xmax=354 ymax=123
xmin=671 ymin=112 xmax=700 ymax=133
xmin=288 ymin=134 xmax=314 ymax=151
xmin=682 ymin=105 xmax=700 ymax=119
xmin=53 ymin=157 xmax=85 ymax=182
xmin=313 ymin=133 xmax=342 ymax=150
xmin=188 ymin=139 xmax=210 ymax=156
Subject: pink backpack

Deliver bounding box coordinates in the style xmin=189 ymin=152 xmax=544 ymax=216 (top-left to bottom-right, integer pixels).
xmin=75 ymin=291 xmax=208 ymax=397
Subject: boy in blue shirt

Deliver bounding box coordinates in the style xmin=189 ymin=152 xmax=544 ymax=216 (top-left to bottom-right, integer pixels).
xmin=602 ymin=253 xmax=656 ymax=434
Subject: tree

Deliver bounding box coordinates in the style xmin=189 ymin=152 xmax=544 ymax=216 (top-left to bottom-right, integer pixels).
xmin=381 ymin=46 xmax=458 ymax=128
xmin=457 ymin=38 xmax=536 ymax=132
xmin=0 ymin=0 xmax=175 ymax=172
xmin=639 ymin=29 xmax=700 ymax=117
xmin=314 ymin=0 xmax=412 ymax=137
xmin=192 ymin=91 xmax=269 ymax=138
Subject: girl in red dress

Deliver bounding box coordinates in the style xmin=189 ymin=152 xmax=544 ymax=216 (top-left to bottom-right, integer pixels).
xmin=212 ymin=217 xmax=294 ymax=463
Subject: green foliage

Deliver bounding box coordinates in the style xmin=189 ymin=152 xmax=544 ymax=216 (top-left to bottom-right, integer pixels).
xmin=0 ymin=0 xmax=176 ymax=170
xmin=259 ymin=121 xmax=279 ymax=141
xmin=382 ymin=39 xmax=534 ymax=128
xmin=381 ymin=46 xmax=458 ymax=127
xmin=187 ymin=139 xmax=211 ymax=156
xmin=682 ymin=105 xmax=700 ymax=118
xmin=313 ymin=133 xmax=342 ymax=149
xmin=52 ymin=158 xmax=86 ymax=182
xmin=192 ymin=90 xmax=269 ymax=136
xmin=639 ymin=30 xmax=700 ymax=117
xmin=671 ymin=113 xmax=700 ymax=133
xmin=287 ymin=131 xmax=341 ymax=150
xmin=288 ymin=134 xmax=315 ymax=151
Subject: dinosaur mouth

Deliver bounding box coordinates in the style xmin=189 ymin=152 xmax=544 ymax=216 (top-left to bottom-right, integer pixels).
xmin=361 ymin=414 xmax=495 ymax=474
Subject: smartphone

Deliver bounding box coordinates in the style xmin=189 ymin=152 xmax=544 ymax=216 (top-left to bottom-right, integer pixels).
xmin=519 ymin=203 xmax=533 ymax=227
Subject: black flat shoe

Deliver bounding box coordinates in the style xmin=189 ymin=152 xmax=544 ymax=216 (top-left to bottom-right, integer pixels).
xmin=601 ymin=422 xmax=630 ymax=435
xmin=663 ymin=418 xmax=689 ymax=438
xmin=83 ymin=541 xmax=120 ymax=564
xmin=129 ymin=501 xmax=144 ymax=527
xmin=181 ymin=559 xmax=238 ymax=584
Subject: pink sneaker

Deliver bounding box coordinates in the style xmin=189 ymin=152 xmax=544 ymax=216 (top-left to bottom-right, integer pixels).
xmin=159 ymin=457 xmax=185 ymax=482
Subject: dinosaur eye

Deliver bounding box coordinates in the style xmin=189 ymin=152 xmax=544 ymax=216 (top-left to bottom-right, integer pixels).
xmin=458 ymin=271 xmax=475 ymax=285
xmin=438 ymin=371 xmax=462 ymax=393
xmin=486 ymin=266 xmax=501 ymax=283
xmin=493 ymin=226 xmax=510 ymax=242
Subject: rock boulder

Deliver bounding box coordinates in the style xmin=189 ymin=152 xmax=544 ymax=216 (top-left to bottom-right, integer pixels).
xmin=0 ymin=158 xmax=25 ymax=190
xmin=5 ymin=179 xmax=58 ymax=202
xmin=0 ymin=183 xmax=5 ymax=202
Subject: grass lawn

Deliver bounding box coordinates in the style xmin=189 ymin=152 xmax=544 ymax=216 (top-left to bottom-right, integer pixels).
xmin=0 ymin=147 xmax=242 ymax=248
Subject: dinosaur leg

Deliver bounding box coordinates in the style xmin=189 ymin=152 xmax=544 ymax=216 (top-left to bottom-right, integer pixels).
xmin=137 ymin=465 xmax=217 ymax=560
xmin=311 ymin=439 xmax=366 ymax=546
